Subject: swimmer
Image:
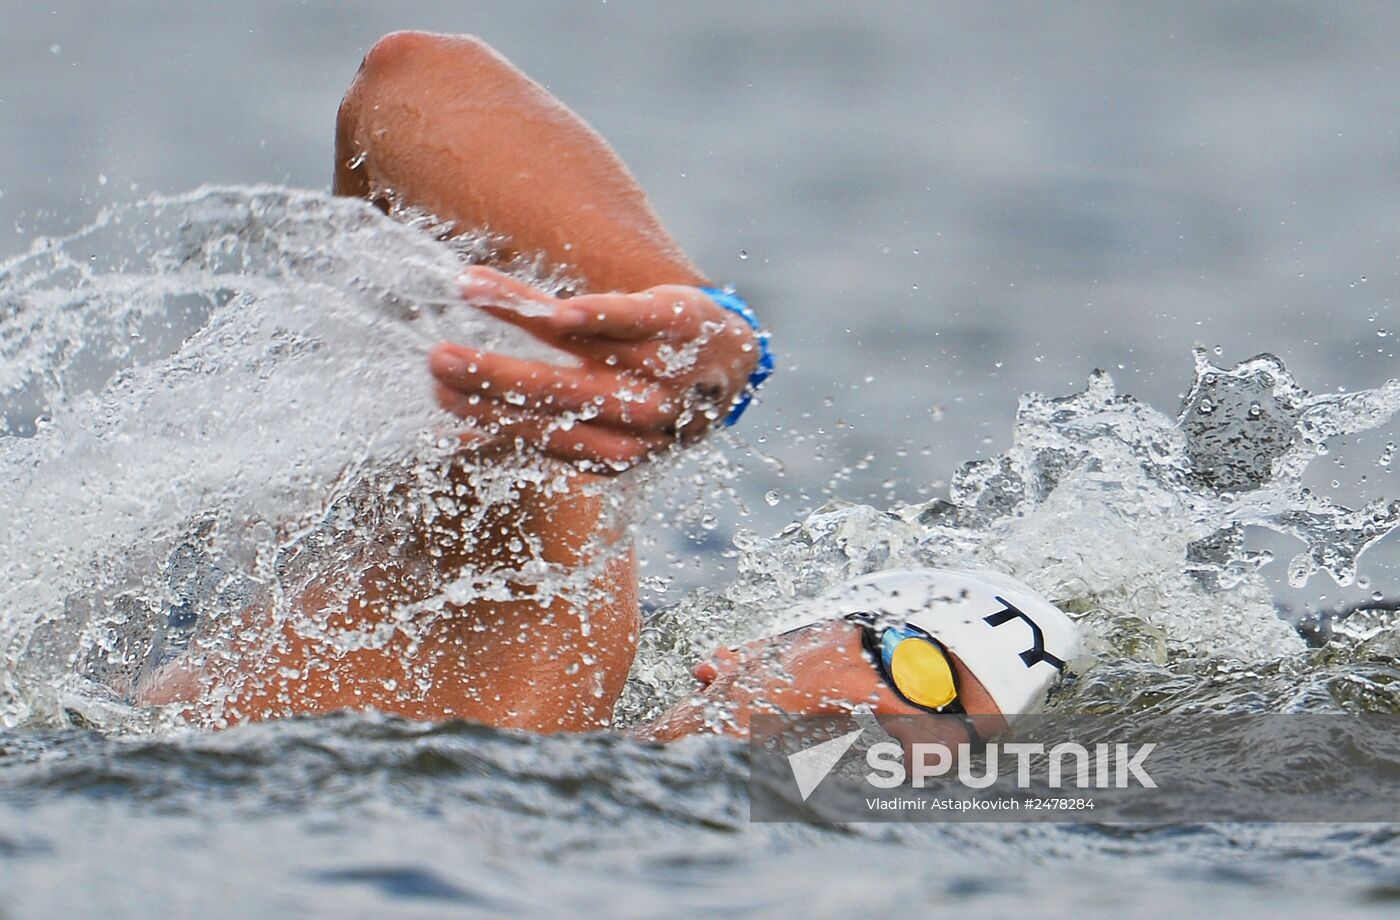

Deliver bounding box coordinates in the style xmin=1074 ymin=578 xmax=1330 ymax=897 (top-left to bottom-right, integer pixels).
xmin=144 ymin=35 xmax=1080 ymax=745
xmin=142 ymin=31 xmax=767 ymax=730
xmin=633 ymin=568 xmax=1081 ymax=746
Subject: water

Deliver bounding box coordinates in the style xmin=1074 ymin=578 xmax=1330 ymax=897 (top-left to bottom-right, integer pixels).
xmin=6 ymin=3 xmax=1400 ymax=917
xmin=3 ymin=186 xmax=1400 ymax=916
xmin=0 ymin=187 xmax=603 ymax=730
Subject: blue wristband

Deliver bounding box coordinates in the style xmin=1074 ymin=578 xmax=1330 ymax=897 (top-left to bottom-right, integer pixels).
xmin=700 ymin=286 xmax=774 ymax=426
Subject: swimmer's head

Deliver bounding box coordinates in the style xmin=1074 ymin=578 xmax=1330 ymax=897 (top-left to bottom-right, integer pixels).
xmin=778 ymin=568 xmax=1081 ymax=719
xmin=640 ymin=568 xmax=1080 ymax=743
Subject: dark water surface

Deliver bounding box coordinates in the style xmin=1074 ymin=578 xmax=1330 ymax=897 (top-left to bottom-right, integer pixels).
xmin=3 ymin=716 xmax=1400 ymax=919
xmin=5 ymin=2 xmax=1400 ymax=917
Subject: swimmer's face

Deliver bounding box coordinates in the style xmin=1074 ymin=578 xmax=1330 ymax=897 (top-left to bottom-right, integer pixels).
xmin=637 ymin=620 xmax=1008 ymax=744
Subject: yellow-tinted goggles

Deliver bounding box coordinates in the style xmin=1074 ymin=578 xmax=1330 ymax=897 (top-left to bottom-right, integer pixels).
xmin=866 ymin=623 xmax=961 ymax=712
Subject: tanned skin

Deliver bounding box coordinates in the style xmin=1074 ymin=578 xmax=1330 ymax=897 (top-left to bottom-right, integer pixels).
xmin=141 ymin=34 xmax=1032 ymax=747
xmin=145 ymin=32 xmax=759 ymax=732
xmin=634 ymin=622 xmax=1009 ymax=756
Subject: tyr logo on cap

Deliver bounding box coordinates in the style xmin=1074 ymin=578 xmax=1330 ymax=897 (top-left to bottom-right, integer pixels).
xmin=983 ymin=596 xmax=1067 ymax=672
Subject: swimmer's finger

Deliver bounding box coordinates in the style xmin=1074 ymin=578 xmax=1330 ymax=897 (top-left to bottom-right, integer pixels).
xmin=471 ymin=310 xmax=681 ymax=371
xmin=470 ymin=301 xmax=561 ymax=343
xmin=438 ymin=392 xmax=666 ymax=474
xmin=469 ymin=303 xmax=662 ymax=365
xmin=434 ymin=384 xmax=539 ymax=452
xmin=435 ymin=382 xmax=511 ymax=425
xmin=537 ymin=421 xmax=668 ymax=473
xmin=456 ymin=267 xmax=564 ymax=341
xmin=456 ymin=265 xmax=556 ymax=311
xmin=548 ymin=285 xmax=713 ymax=342
xmin=429 ymin=344 xmax=685 ymax=432
xmin=456 ymin=266 xmax=672 ymax=353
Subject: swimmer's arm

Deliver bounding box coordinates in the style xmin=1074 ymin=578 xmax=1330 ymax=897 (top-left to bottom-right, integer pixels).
xmin=145 ymin=33 xmax=741 ymax=729
xmin=336 ymin=32 xmax=758 ymax=470
xmin=314 ymin=31 xmax=757 ymax=728
xmin=335 ymin=30 xmax=704 ymax=293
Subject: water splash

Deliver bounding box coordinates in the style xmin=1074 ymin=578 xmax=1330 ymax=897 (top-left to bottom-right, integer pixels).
xmin=620 ymin=352 xmax=1400 ymax=723
xmin=6 ymin=187 xmax=1400 ymax=734
xmin=0 ymin=187 xmax=597 ymax=728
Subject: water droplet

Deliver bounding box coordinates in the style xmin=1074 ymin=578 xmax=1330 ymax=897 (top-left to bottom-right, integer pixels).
xmin=738 ymin=250 xmax=748 ymax=260
xmin=49 ymin=43 xmax=61 ymax=56
xmin=764 ymin=490 xmax=780 ymax=506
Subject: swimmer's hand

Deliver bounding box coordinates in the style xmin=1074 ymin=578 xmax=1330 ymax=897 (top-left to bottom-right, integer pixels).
xmin=429 ymin=265 xmax=760 ymax=473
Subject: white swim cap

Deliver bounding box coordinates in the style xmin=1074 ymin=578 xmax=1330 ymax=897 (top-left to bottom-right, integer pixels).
xmin=777 ymin=568 xmax=1080 ymax=716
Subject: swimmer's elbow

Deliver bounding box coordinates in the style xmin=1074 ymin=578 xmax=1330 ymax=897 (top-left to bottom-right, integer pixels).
xmin=356 ymin=30 xmax=501 ymax=80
